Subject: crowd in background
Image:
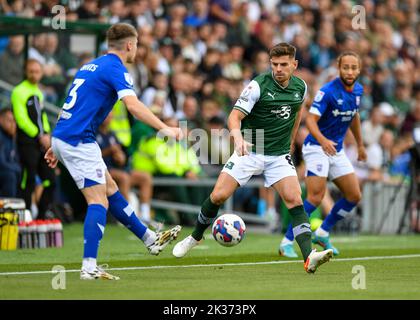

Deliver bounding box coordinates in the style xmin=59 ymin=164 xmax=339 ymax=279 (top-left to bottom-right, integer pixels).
xmin=0 ymin=0 xmax=419 ymax=226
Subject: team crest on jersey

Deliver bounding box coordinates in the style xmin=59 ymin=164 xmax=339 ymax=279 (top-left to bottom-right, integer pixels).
xmin=317 ymin=164 xmax=323 ymax=172
xmin=314 ymin=90 xmax=325 ymax=102
xmin=356 ymin=96 xmax=361 ymax=106
xmin=96 ymin=169 xmax=103 ymax=178
xmin=124 ymin=73 xmax=134 ymax=86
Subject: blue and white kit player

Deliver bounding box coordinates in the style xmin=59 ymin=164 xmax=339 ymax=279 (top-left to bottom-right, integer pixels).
xmin=45 ymin=23 xmax=183 ymax=280
xmin=279 ymin=52 xmax=367 ymax=258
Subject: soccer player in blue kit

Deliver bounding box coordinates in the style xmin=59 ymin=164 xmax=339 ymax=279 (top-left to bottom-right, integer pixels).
xmin=279 ymin=52 xmax=367 ymax=258
xmin=45 ymin=23 xmax=183 ymax=280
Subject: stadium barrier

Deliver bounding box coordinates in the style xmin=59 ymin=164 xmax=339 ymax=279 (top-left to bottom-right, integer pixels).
xmin=361 ymin=181 xmax=411 ymax=234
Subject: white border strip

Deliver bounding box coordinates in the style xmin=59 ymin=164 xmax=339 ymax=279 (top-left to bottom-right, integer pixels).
xmin=0 ymin=254 xmax=419 ymax=276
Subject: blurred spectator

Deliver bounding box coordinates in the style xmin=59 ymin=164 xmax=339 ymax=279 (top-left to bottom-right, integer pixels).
xmin=389 ymin=82 xmax=412 ymax=117
xmin=365 ymin=130 xmax=395 ymax=182
xmin=168 ymin=72 xmax=193 ymax=116
xmin=362 ymin=106 xmax=385 ymax=146
xmin=103 ymin=0 xmax=127 ymax=24
xmin=176 ymin=95 xmax=200 ymax=129
xmin=198 ymin=47 xmax=223 ymax=82
xmin=184 ymin=0 xmax=209 ymax=28
xmin=77 ymin=0 xmax=100 ymax=20
xmin=400 ymin=100 xmax=420 ymax=136
xmin=11 ymin=59 xmax=55 ymax=218
xmin=251 ymin=50 xmax=270 ymax=77
xmin=28 ymin=33 xmax=66 ymax=103
xmin=244 ymin=17 xmax=274 ymax=62
xmin=0 ymin=35 xmax=25 ymax=85
xmin=0 ymin=108 xmax=20 ymax=197
xmin=126 ymin=0 xmax=153 ymax=28
xmin=379 ymin=102 xmax=401 ymax=135
xmin=208 ymin=0 xmax=234 ymax=26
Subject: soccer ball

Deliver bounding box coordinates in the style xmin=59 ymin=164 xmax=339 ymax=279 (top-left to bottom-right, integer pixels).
xmin=212 ymin=214 xmax=246 ymax=247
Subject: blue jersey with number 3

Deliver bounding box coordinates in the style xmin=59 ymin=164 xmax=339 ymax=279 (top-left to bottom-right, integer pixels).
xmin=52 ymin=53 xmax=136 ymax=146
xmin=304 ymin=77 xmax=363 ymax=152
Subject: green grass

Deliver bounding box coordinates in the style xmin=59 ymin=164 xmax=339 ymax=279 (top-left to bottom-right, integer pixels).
xmin=0 ymin=223 xmax=419 ymax=299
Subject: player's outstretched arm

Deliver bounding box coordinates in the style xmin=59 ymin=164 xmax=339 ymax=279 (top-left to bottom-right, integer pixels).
xmin=122 ymin=95 xmax=183 ymax=141
xmin=228 ymin=109 xmax=252 ymax=156
xmin=306 ymin=113 xmax=337 ymax=156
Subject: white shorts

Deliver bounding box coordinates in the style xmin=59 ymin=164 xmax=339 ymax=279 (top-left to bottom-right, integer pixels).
xmin=221 ymin=152 xmax=297 ymax=188
xmin=52 ymin=137 xmax=107 ymax=189
xmin=302 ymin=143 xmax=354 ymax=180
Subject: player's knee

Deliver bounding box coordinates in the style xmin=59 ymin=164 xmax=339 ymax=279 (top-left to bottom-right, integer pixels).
xmin=306 ymin=191 xmax=324 ymax=206
xmin=106 ymin=178 xmax=119 ymax=197
xmin=346 ymin=191 xmax=362 ymax=204
xmin=210 ymin=191 xmax=228 ymax=205
xmin=283 ymin=193 xmax=303 ymax=208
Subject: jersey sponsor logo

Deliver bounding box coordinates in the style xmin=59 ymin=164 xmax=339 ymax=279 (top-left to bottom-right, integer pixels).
xmin=124 ymin=73 xmax=134 ymax=86
xmin=332 ymin=108 xmax=357 ymax=121
xmin=267 ymin=92 xmax=276 ymax=100
xmin=271 ymin=105 xmax=291 ymax=119
xmin=314 ymin=90 xmax=325 ymax=102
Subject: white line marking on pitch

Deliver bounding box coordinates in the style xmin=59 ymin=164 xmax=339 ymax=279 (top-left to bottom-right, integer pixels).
xmin=0 ymin=254 xmax=419 ymax=276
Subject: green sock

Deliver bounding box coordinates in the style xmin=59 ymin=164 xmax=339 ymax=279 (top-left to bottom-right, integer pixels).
xmin=289 ymin=205 xmax=312 ymax=261
xmin=192 ymin=197 xmax=220 ymax=241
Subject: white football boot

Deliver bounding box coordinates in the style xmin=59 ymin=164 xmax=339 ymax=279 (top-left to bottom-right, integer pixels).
xmin=304 ymin=249 xmax=333 ymax=273
xmin=172 ymin=235 xmax=200 ymax=258
xmin=80 ymin=264 xmax=120 ymax=280
xmin=147 ymin=225 xmax=182 ymax=255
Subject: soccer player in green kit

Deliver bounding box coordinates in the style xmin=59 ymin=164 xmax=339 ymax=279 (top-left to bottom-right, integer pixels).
xmin=173 ymin=43 xmax=333 ymax=273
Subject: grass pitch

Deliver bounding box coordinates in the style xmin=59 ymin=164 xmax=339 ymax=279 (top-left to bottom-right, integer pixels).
xmin=0 ymin=223 xmax=419 ymax=300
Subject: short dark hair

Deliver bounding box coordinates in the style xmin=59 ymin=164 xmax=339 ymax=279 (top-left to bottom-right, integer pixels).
xmin=106 ymin=23 xmax=138 ymax=50
xmin=269 ymin=43 xmax=296 ymax=59
xmin=337 ymin=51 xmax=361 ymax=67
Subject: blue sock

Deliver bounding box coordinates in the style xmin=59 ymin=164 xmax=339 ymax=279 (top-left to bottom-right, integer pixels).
xmin=257 ymin=199 xmax=267 ymax=217
xmin=108 ymin=191 xmax=148 ymax=240
xmin=284 ymin=200 xmax=317 ymax=241
xmin=83 ymin=204 xmax=107 ymax=259
xmin=321 ymin=198 xmax=357 ymax=232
